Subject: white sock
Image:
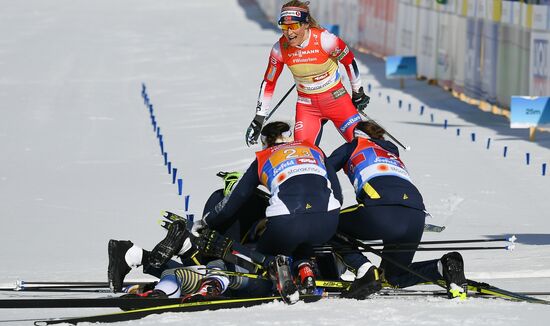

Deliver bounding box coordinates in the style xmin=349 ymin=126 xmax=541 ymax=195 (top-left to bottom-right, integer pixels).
xmin=356 ymin=262 xmax=374 ymax=279
xmin=155 ymin=276 xmax=180 ymax=298
xmin=124 ymin=245 xmax=143 ymax=268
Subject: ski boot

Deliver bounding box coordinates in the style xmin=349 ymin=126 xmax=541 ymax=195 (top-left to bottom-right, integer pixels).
xmin=107 ymin=240 xmax=133 ymax=293
xmin=340 ymin=263 xmax=382 ymax=300
xmin=123 ymin=281 xmax=158 ymax=295
xmin=440 ymin=251 xmax=467 ymax=299
xmin=123 ymin=289 xmax=168 ymax=299
xmin=297 ymin=261 xmax=316 ymax=294
xmin=149 ymin=219 xmax=191 ymax=268
xmin=269 ymin=255 xmax=299 ymax=304
xmin=182 ymin=278 xmax=224 ymax=302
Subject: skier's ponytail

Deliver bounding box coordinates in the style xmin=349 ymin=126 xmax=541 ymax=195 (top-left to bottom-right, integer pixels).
xmin=260 ymin=121 xmax=293 ymax=148
xmin=354 ymin=121 xmax=385 ymax=140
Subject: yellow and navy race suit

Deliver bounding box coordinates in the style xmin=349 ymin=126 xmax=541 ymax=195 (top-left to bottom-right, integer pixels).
xmin=204 ymin=141 xmax=341 ymax=260
xmin=327 ymin=137 xmax=441 ymax=288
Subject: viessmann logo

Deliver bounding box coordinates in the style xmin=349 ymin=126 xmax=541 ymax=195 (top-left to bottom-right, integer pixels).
xmin=288 ymin=49 xmax=320 ymax=58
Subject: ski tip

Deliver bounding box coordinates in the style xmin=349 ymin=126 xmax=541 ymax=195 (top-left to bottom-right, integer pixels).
xmin=506 ymin=244 xmax=516 ymax=251
xmin=405 ymin=145 xmax=412 ymax=151
xmin=509 ymin=235 xmax=517 ymax=243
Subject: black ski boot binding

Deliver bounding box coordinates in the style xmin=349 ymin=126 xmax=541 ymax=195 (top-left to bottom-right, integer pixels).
xmin=108 ymin=240 xmax=133 ymax=293
xmin=269 ymin=255 xmax=299 ymax=304
xmin=341 ymin=264 xmax=382 ymax=300
xmin=440 ymin=251 xmax=467 ymax=299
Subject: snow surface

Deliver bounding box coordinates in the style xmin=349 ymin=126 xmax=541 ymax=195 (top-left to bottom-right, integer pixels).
xmin=0 ymin=0 xmax=549 ymax=324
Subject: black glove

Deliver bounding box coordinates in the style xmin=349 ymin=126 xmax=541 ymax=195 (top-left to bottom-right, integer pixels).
xmin=195 ymin=229 xmax=233 ymax=258
xmin=245 ymin=114 xmax=266 ymax=146
xmin=352 ymin=87 xmax=370 ymax=112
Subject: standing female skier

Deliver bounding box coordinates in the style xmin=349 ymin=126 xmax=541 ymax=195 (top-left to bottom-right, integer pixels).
xmin=245 ymin=0 xmax=370 ymax=146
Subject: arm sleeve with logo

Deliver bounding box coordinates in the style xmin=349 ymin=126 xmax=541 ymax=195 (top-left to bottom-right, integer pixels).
xmin=204 ymin=160 xmax=261 ymax=229
xmin=321 ymin=30 xmax=362 ymax=93
xmin=256 ymin=42 xmax=285 ymax=117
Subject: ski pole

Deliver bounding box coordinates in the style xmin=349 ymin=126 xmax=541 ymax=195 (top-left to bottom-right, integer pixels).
xmin=12 ymin=280 xmax=151 ymax=291
xmin=358 ymin=111 xmax=411 ymax=151
xmin=314 ymin=236 xmax=516 ymax=251
xmin=315 ymin=245 xmax=514 ymax=254
xmin=265 ymin=84 xmax=296 ymax=122
xmin=335 ymin=233 xmax=447 ymax=291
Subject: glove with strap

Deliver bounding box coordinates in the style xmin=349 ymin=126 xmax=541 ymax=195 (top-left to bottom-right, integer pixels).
xmin=195 ymin=228 xmax=233 ymax=259
xmin=245 ymin=114 xmax=266 ymax=146
xmin=352 ymin=87 xmax=370 ymax=112
xmin=216 ymin=171 xmax=243 ymax=196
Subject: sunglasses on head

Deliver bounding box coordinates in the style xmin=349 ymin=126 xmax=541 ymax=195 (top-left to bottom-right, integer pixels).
xmin=279 ymin=22 xmax=302 ymax=31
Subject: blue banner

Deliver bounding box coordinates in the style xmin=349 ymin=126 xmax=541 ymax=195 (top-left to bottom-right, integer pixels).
xmin=386 ymin=56 xmax=417 ymax=79
xmin=511 ymin=96 xmax=550 ymax=128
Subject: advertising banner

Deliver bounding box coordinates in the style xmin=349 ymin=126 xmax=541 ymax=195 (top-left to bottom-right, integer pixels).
xmin=339 ymin=0 xmax=360 ymax=46
xmin=436 ymin=12 xmax=454 ymax=88
xmin=530 ymin=32 xmax=550 ymax=96
xmin=511 ymin=96 xmax=550 ymax=128
xmin=532 ymin=4 xmax=549 ymax=31
xmin=481 ymin=20 xmax=499 ymax=104
xmin=501 ymin=0 xmax=513 ymax=24
xmin=386 ymin=56 xmax=418 ymax=79
xmin=395 ymin=2 xmax=418 ymax=56
xmin=384 ymin=0 xmax=398 ymax=55
xmin=497 ymin=24 xmax=530 ymax=108
xmin=464 ymin=17 xmax=483 ymax=100
xmin=452 ymin=15 xmax=467 ymax=93
xmin=416 ymin=7 xmax=438 ymax=79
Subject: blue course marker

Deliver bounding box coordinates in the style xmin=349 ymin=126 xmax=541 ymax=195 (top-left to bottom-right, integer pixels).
xmin=420 ymin=106 xmax=425 ymax=115
xmin=543 ymin=163 xmax=547 ymax=176
xmin=398 ymin=100 xmax=402 ymax=108
xmin=486 ymin=138 xmax=491 ymax=149
xmin=430 ymin=113 xmax=434 ymax=123
xmin=456 ymin=128 xmax=460 ymax=136
xmin=163 ymin=152 xmax=168 ymax=166
xmin=444 ymin=119 xmax=448 ymax=129
xmin=168 ymin=161 xmax=172 ymax=174
xmin=177 ymin=179 xmax=183 ymax=195
xmin=185 ymin=195 xmax=190 ymax=211
xmin=367 ymin=84 xmax=372 ymax=93
xmin=471 ymin=133 xmax=476 ymax=142
xmin=526 ymin=153 xmax=530 ymax=165
xmin=386 ymin=95 xmax=390 ymax=104
xmin=503 ymin=146 xmax=508 ymax=158
xmin=408 ymin=103 xmax=412 ymax=112
xmin=172 ymin=168 xmax=178 ymax=184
